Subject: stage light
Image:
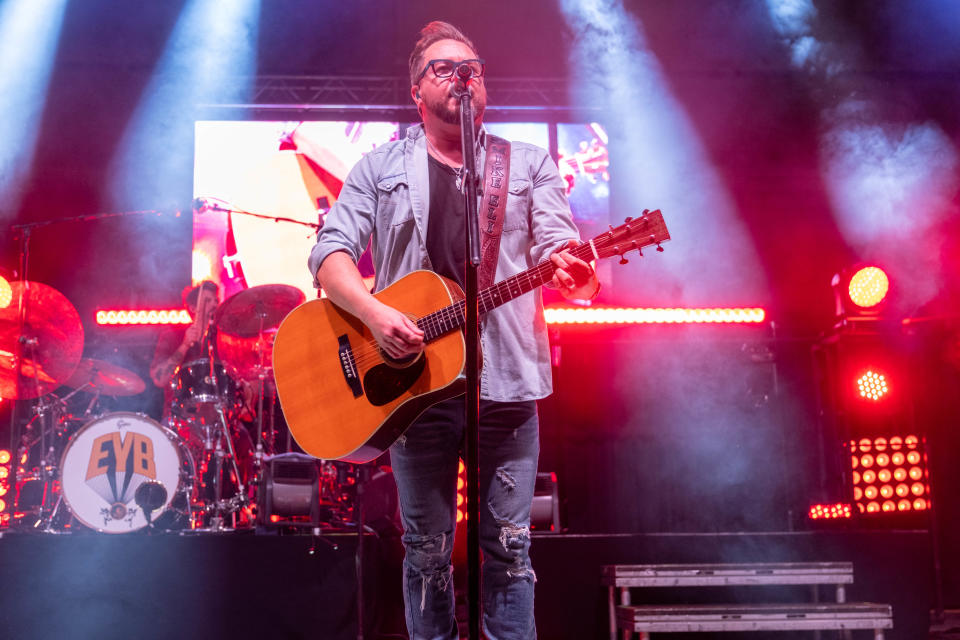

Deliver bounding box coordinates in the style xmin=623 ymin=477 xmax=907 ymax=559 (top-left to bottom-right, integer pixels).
xmin=0 ymin=0 xmax=69 ymax=207
xmin=456 ymin=459 xmax=466 ymax=524
xmin=807 ymin=503 xmax=851 ymax=520
xmin=109 ymin=0 xmax=260 ymax=208
xmin=543 ymin=307 xmax=766 ymax=325
xmin=96 ymin=309 xmax=192 ymax=325
xmin=832 ymin=264 xmax=892 ymax=321
xmin=847 ymin=436 xmax=929 ymax=516
xmin=848 ymin=267 xmax=889 ymax=309
xmin=856 ymin=370 xmax=888 ymax=401
xmin=0 ymin=450 xmax=9 ymax=465
xmin=0 ymin=275 xmax=11 ymax=309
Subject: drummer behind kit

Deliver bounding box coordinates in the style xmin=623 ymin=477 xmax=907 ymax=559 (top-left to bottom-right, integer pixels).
xmin=3 ymin=279 xmax=364 ymax=534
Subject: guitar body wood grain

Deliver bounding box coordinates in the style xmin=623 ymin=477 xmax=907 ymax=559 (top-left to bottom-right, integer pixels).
xmin=272 ymin=270 xmax=467 ymax=462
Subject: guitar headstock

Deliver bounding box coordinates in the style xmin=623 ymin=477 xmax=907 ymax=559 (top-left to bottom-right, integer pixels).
xmin=590 ymin=209 xmax=670 ymax=264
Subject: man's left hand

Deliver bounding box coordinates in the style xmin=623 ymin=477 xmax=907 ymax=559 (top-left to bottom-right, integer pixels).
xmin=550 ymin=240 xmax=600 ymax=301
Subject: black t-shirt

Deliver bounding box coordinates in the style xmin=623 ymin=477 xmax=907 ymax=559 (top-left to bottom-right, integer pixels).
xmin=426 ymin=153 xmax=466 ymax=289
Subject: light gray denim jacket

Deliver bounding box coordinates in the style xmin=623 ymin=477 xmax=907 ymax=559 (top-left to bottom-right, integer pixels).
xmin=308 ymin=124 xmax=580 ymax=401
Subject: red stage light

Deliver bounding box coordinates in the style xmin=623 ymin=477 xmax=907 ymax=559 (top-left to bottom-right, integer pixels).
xmin=0 ymin=450 xmax=9 ymax=465
xmin=856 ymin=370 xmax=888 ymax=401
xmin=847 ymin=266 xmax=889 ymax=309
xmin=0 ymin=499 xmax=5 ymax=512
xmin=96 ymin=309 xmax=192 ymax=325
xmin=0 ymin=467 xmax=8 ymax=479
xmin=848 ymin=436 xmax=929 ymax=516
xmin=543 ymin=307 xmax=766 ymax=325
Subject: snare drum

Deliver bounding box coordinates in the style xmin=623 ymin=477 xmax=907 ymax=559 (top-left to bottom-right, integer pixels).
xmin=59 ymin=413 xmax=194 ymax=533
xmin=170 ymin=359 xmax=240 ymax=418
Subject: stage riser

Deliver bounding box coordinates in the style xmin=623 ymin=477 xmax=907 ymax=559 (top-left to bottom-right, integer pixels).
xmin=530 ymin=531 xmax=931 ymax=640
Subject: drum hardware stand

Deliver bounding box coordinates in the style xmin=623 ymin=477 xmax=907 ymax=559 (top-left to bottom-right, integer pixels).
xmin=194 ymin=403 xmax=249 ymax=532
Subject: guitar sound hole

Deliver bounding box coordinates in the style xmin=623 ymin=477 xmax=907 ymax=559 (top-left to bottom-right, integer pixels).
xmin=364 ymin=356 xmax=427 ymax=406
xmin=380 ymin=348 xmax=420 ymax=367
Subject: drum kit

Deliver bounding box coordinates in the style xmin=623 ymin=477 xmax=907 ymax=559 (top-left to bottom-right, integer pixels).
xmin=2 ymin=280 xmax=361 ymax=535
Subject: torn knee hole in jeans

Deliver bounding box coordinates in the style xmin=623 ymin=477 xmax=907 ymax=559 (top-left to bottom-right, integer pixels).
xmin=405 ymin=533 xmax=453 ymax=612
xmin=487 ymin=503 xmax=537 ymax=583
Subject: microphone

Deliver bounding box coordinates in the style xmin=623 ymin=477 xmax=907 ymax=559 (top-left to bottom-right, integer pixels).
xmin=456 ymin=62 xmax=474 ymax=82
xmin=193 ymin=197 xmax=229 ymax=213
xmin=453 ymin=62 xmax=474 ymax=96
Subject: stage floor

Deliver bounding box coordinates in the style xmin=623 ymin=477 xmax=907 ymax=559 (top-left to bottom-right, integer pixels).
xmin=0 ymin=529 xmax=934 ymax=639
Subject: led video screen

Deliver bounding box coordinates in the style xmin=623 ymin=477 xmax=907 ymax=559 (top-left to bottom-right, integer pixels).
xmin=193 ymin=120 xmax=610 ymax=302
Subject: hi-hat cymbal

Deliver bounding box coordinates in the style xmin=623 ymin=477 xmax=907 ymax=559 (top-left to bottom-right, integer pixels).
xmin=66 ymin=358 xmax=146 ymax=396
xmin=0 ymin=281 xmax=84 ymax=399
xmin=216 ymin=284 xmax=305 ymax=337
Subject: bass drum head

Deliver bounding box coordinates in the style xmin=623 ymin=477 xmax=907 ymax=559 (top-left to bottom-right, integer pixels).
xmin=60 ymin=412 xmax=192 ymax=534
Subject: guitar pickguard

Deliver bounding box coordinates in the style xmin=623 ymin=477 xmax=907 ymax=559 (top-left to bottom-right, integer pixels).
xmin=363 ymin=356 xmax=427 ymax=406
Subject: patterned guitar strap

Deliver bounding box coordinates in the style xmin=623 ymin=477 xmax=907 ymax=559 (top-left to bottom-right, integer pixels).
xmin=477 ymin=135 xmax=511 ymax=290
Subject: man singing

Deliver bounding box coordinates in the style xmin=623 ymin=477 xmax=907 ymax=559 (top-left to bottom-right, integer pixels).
xmin=309 ymin=21 xmax=599 ymax=639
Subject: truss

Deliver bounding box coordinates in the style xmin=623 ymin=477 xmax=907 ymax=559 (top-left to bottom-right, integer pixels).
xmin=202 ymin=75 xmax=597 ymax=119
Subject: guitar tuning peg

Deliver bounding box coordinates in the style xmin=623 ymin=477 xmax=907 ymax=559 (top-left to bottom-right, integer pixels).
xmin=642 ymin=208 xmax=650 ymax=214
xmin=619 ymin=256 xmax=629 ymax=265
xmin=624 ymin=216 xmax=633 ymax=223
xmin=656 ymin=244 xmax=664 ymax=252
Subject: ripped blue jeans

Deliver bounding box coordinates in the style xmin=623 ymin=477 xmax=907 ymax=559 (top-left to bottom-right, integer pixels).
xmin=390 ymin=397 xmax=539 ymax=640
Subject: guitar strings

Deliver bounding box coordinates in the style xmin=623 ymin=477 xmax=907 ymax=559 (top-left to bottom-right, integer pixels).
xmin=343 ymin=246 xmax=597 ymax=368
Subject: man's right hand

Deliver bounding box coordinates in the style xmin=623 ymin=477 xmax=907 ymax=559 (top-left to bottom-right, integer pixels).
xmin=182 ymin=324 xmax=202 ymax=348
xmin=362 ymin=300 xmax=424 ymax=360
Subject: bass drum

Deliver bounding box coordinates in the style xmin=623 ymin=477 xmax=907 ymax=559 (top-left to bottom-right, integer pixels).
xmin=59 ymin=413 xmax=194 ymax=534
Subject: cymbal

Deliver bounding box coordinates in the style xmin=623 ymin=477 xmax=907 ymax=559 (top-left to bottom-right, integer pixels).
xmin=216 ymin=284 xmax=305 ymax=337
xmin=66 ymin=358 xmax=146 ymax=396
xmin=217 ymin=328 xmax=278 ymax=382
xmin=0 ymin=281 xmax=84 ymax=399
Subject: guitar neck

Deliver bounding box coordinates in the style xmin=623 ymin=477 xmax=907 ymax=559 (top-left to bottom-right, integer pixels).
xmin=416 ymin=243 xmax=594 ymax=342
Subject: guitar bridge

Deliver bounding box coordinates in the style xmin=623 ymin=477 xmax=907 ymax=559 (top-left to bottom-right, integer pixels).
xmin=337 ymin=334 xmax=363 ymax=398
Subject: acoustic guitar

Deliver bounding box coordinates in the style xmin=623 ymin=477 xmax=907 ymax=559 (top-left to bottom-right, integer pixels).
xmin=272 ymin=209 xmax=670 ymax=462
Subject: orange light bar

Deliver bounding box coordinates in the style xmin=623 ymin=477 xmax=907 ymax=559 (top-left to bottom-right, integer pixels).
xmin=808 ymin=503 xmax=852 ymax=520
xmin=544 ymin=307 xmax=766 ymax=325
xmin=96 ymin=310 xmax=192 ymax=325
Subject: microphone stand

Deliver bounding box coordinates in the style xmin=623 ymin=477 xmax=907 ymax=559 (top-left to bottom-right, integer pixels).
xmin=456 ymin=81 xmax=483 ymax=640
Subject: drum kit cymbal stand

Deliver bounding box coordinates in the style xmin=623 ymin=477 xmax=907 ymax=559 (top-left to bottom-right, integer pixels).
xmin=3 ymin=211 xmax=370 ymax=538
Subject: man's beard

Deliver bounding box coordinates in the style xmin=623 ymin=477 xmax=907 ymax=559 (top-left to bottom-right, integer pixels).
xmin=425 ymin=91 xmax=485 ymax=125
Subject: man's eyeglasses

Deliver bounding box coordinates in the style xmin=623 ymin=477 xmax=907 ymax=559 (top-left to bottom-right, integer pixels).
xmin=416 ymin=59 xmax=485 ymax=83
